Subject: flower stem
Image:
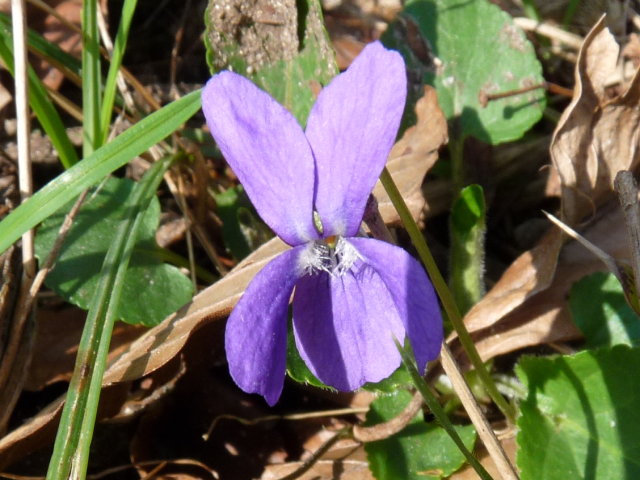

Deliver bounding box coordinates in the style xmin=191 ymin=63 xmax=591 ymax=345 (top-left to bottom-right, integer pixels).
xmin=379 ymin=167 xmax=515 ymax=422
xmin=396 ymin=340 xmax=495 ymax=480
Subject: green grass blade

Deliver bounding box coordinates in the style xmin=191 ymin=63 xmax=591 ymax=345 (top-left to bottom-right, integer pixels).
xmin=99 ymin=0 xmax=138 ymax=146
xmin=82 ymin=0 xmax=102 ymax=155
xmin=0 ymin=20 xmax=79 ymax=168
xmin=0 ymin=89 xmax=202 ymax=255
xmin=46 ymin=156 xmax=172 ymax=480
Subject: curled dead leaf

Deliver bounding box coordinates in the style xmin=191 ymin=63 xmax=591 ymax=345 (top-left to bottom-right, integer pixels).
xmin=458 ymin=201 xmax=628 ymax=364
xmin=550 ymin=16 xmax=640 ymax=224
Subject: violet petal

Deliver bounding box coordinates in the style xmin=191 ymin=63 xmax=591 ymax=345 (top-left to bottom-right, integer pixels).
xmin=292 ymin=256 xmax=406 ymax=390
xmin=348 ymin=237 xmax=443 ymax=373
xmin=202 ymin=72 xmax=318 ymax=246
xmin=306 ymin=41 xmax=407 ymax=237
xmin=225 ymin=246 xmax=305 ymax=405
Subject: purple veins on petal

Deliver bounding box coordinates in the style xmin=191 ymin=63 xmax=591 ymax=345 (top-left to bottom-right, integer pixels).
xmin=348 ymin=237 xmax=443 ymax=373
xmin=292 ymin=252 xmax=406 ymax=391
xmin=201 ymin=71 xmax=318 ymax=246
xmin=225 ymin=246 xmax=305 ymax=406
xmin=306 ymin=41 xmax=407 ymax=237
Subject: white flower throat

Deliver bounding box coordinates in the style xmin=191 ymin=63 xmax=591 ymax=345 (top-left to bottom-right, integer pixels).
xmin=298 ymin=236 xmax=362 ymax=277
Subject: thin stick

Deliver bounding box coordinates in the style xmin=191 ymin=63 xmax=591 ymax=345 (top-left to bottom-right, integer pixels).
xmin=352 ymin=391 xmax=423 ymax=442
xmin=96 ymin=6 xmax=137 ymax=113
xmin=542 ymin=210 xmax=621 ymax=276
xmin=397 ymin=341 xmax=494 ymax=480
xmin=204 ymin=407 xmax=369 ymax=441
xmin=480 ymin=82 xmax=573 ymax=107
xmin=615 ymin=171 xmax=640 ymax=299
xmin=513 ymin=17 xmax=583 ymax=49
xmin=12 ymin=0 xmax=34 ymax=276
xmin=276 ymin=427 xmax=351 ymax=480
xmin=441 ymin=343 xmax=519 ymax=480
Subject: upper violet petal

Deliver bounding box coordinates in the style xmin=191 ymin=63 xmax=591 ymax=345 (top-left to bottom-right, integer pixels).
xmin=292 ymin=255 xmax=406 ymax=391
xmin=348 ymin=237 xmax=443 ymax=373
xmin=202 ymin=72 xmax=318 ymax=246
xmin=306 ymin=41 xmax=407 ymax=237
xmin=225 ymin=246 xmax=305 ymax=405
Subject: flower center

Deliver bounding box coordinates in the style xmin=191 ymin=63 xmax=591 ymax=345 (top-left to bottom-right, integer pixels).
xmin=298 ymin=236 xmax=362 ymax=277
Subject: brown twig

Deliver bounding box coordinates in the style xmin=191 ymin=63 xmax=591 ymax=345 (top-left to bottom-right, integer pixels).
xmin=441 ymin=343 xmax=519 ymax=480
xmin=276 ymin=427 xmax=351 ymax=480
xmin=513 ymin=17 xmax=584 ymax=50
xmin=203 ymin=407 xmax=368 ymax=441
xmin=480 ymin=82 xmax=573 ymax=107
xmin=615 ymin=171 xmax=640 ymax=300
xmin=352 ymin=390 xmax=423 ymax=442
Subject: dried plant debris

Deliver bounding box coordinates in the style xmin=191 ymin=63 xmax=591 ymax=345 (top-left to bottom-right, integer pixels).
xmin=550 ymin=16 xmax=640 ymax=225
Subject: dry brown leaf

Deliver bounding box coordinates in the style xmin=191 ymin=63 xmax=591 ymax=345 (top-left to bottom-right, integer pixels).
xmin=0 ymin=238 xmax=286 ymax=466
xmin=25 ymin=308 xmax=144 ymax=390
xmin=622 ymin=33 xmax=640 ymax=67
xmin=462 ymin=228 xmax=563 ymax=333
xmin=374 ymin=85 xmax=448 ymax=224
xmin=460 ymin=201 xmax=629 ymax=363
xmin=550 ymin=16 xmax=640 ymax=224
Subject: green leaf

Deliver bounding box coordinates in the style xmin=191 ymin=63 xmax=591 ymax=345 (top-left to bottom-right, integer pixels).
xmin=450 ymin=184 xmax=486 ymax=314
xmin=516 ymin=346 xmax=640 ymax=480
xmin=570 ymin=272 xmax=640 ymax=348
xmin=0 ymin=89 xmax=201 ymax=256
xmin=365 ymin=390 xmax=476 ymax=479
xmin=35 ymin=177 xmax=193 ymax=326
xmin=204 ymin=0 xmax=337 ymax=124
xmin=383 ymin=0 xmax=545 ymax=144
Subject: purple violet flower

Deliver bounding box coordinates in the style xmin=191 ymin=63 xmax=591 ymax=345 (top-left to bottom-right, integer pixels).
xmin=202 ymin=41 xmax=443 ymax=405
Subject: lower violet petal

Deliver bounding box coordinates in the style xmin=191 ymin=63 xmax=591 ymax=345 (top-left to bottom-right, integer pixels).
xmin=225 ymin=246 xmax=304 ymax=405
xmin=348 ymin=237 xmax=443 ymax=373
xmin=293 ymin=258 xmax=406 ymax=391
